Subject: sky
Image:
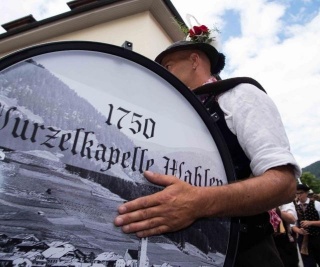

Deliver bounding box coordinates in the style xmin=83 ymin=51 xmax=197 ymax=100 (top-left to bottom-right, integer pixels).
xmin=0 ymin=0 xmax=319 ymax=168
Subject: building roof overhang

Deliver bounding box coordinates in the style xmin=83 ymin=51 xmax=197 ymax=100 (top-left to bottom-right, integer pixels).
xmin=0 ymin=0 xmax=185 ymax=53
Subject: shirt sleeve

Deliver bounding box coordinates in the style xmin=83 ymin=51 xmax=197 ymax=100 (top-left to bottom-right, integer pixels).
xmin=315 ymin=200 xmax=320 ymax=217
xmin=280 ymin=203 xmax=298 ymax=220
xmin=217 ymin=83 xmax=301 ymax=177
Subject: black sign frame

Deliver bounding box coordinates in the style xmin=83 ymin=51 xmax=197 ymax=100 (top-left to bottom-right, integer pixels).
xmin=0 ymin=41 xmax=239 ymax=267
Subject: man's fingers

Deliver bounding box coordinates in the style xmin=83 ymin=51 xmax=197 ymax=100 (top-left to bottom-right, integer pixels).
xmin=115 ymin=203 xmax=161 ymax=226
xmin=116 ymin=172 xmax=179 ymax=215
xmin=136 ymin=225 xmax=171 ymax=238
xmin=120 ymin=216 xmax=166 ymax=234
xmin=144 ymin=171 xmax=177 ymax=187
xmin=113 ymin=173 xmax=196 ymax=237
xmin=117 ymin=192 xmax=161 ymax=216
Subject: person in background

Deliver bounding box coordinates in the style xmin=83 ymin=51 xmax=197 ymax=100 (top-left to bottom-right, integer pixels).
xmin=313 ymin=194 xmax=320 ymax=201
xmin=114 ymin=22 xmax=301 ymax=266
xmin=292 ymin=183 xmax=320 ymax=267
xmin=272 ymin=203 xmax=299 ymax=267
xmin=308 ymin=189 xmax=315 ymax=201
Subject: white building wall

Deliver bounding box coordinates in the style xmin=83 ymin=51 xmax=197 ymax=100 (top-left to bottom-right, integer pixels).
xmin=0 ymin=12 xmax=173 ymax=61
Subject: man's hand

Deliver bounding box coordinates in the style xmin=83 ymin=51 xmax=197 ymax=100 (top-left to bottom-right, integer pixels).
xmin=299 ymin=227 xmax=309 ymax=235
xmin=114 ymin=165 xmax=296 ymax=238
xmin=114 ymin=171 xmax=201 ymax=238
xmin=301 ymin=220 xmax=310 ymax=228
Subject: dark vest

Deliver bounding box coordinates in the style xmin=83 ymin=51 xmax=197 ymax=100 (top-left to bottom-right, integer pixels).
xmin=194 ymin=77 xmax=273 ymax=250
xmin=296 ymin=200 xmax=320 ymax=236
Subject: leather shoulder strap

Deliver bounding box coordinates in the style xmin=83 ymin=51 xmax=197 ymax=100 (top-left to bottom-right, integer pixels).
xmin=194 ymin=77 xmax=266 ymax=96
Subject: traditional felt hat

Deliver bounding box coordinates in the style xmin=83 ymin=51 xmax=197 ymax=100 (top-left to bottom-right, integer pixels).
xmin=155 ymin=40 xmax=225 ymax=75
xmin=297 ymin=183 xmax=310 ymax=192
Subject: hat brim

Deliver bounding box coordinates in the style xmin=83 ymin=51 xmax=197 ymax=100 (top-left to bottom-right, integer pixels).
xmin=297 ymin=183 xmax=310 ymax=191
xmin=155 ymin=41 xmax=225 ymax=75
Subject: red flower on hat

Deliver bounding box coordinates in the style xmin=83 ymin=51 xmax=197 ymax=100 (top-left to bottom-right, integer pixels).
xmin=188 ymin=25 xmax=209 ymax=37
xmin=186 ymin=24 xmax=215 ymax=44
xmin=175 ymin=19 xmax=219 ymax=44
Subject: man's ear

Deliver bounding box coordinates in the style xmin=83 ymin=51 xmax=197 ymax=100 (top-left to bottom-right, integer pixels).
xmin=190 ymin=52 xmax=200 ymax=68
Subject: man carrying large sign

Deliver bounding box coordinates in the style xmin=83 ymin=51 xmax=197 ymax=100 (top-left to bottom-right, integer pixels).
xmin=114 ymin=22 xmax=301 ymax=266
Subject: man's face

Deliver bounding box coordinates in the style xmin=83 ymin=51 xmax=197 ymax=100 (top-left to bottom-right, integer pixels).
xmin=296 ymin=190 xmax=308 ymax=202
xmin=161 ymin=51 xmax=194 ymax=88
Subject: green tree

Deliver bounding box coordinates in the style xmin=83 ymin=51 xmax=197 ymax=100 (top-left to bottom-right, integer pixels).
xmin=300 ymin=172 xmax=320 ymax=193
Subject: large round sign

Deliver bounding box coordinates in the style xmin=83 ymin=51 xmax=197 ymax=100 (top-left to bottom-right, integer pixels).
xmin=0 ymin=41 xmax=238 ymax=267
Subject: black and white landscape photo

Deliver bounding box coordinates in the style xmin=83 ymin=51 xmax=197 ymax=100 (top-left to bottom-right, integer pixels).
xmin=0 ymin=50 xmax=232 ymax=267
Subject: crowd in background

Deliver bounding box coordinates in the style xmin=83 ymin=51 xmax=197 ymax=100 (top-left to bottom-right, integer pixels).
xmin=271 ymin=183 xmax=320 ymax=267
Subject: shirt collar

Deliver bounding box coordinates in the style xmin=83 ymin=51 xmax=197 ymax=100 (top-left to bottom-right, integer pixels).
xmin=297 ymin=198 xmax=310 ymax=205
xmin=197 ymin=76 xmax=218 ymax=103
xmin=203 ymin=76 xmax=217 ymax=85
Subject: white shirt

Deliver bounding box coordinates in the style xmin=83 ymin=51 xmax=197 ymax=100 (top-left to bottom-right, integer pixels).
xmin=280 ymin=202 xmax=298 ymax=220
xmin=217 ymin=83 xmax=301 ymax=177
